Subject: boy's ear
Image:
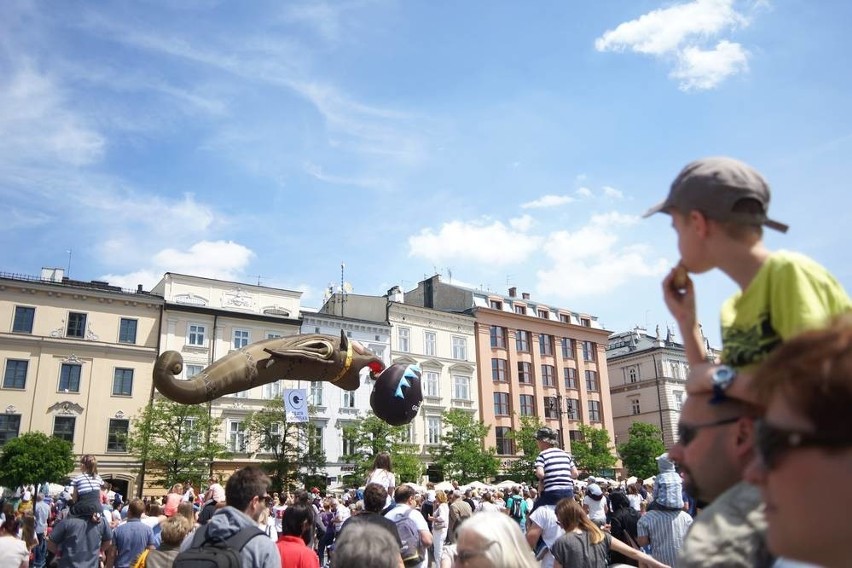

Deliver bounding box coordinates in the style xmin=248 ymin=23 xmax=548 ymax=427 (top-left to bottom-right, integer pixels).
xmin=688 ymin=210 xmax=710 ymax=238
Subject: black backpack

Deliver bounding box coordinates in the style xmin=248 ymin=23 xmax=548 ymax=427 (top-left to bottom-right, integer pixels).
xmin=173 ymin=524 xmax=265 ymax=568
xmin=510 ymin=496 xmax=523 ymax=520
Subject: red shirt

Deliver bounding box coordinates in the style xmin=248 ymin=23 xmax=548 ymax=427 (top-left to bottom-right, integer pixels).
xmin=277 ymin=535 xmax=319 ymax=568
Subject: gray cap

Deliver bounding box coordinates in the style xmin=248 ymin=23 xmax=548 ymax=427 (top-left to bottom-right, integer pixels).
xmin=643 ymin=157 xmax=789 ymax=233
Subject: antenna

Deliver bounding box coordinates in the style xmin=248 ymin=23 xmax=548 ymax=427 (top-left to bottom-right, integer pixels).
xmin=66 ymin=249 xmax=72 ymax=276
xmin=256 ymin=275 xmax=265 ymax=286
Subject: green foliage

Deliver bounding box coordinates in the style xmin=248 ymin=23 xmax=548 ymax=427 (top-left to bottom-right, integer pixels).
xmin=245 ymin=399 xmax=327 ymax=492
xmin=617 ymin=422 xmax=666 ymax=480
xmin=429 ymin=409 xmax=499 ymax=484
xmin=570 ymin=424 xmax=617 ymax=475
xmin=0 ymin=432 xmax=75 ymax=489
xmin=341 ymin=413 xmax=421 ymax=485
xmin=126 ymin=398 xmax=230 ymax=491
xmin=504 ymin=416 xmax=545 ymax=486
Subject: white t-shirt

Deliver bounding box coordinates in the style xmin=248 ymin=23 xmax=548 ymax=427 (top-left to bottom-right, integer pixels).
xmin=583 ymin=492 xmax=608 ymax=524
xmin=628 ymin=493 xmax=642 ymax=512
xmin=273 ymin=504 xmax=287 ymax=533
xmin=385 ymin=505 xmax=429 ymax=568
xmin=529 ymin=505 xmax=565 ymax=568
xmin=367 ymin=469 xmax=395 ymax=507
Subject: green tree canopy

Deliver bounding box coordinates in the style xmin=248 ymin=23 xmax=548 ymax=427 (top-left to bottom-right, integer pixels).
xmin=0 ymin=432 xmax=75 ymax=489
xmin=341 ymin=413 xmax=421 ymax=485
xmin=126 ymin=398 xmax=230 ymax=491
xmin=429 ymin=409 xmax=499 ymax=484
xmin=244 ymin=399 xmax=327 ymax=492
xmin=570 ymin=424 xmax=618 ymax=476
xmin=505 ymin=416 xmax=545 ymax=486
xmin=617 ymin=422 xmax=666 ymax=480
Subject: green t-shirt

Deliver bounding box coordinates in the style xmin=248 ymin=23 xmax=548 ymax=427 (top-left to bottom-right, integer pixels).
xmin=720 ymin=250 xmax=851 ymax=369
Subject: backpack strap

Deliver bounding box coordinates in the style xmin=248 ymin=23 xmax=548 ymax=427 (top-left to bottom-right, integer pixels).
xmin=223 ymin=525 xmax=265 ymax=552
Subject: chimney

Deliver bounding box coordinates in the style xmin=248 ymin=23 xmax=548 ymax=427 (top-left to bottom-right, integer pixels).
xmin=387 ymin=286 xmax=404 ymax=303
xmin=508 ymin=287 xmax=517 ymax=298
xmin=137 ymin=284 xmax=143 ymax=293
xmin=41 ymin=267 xmax=64 ymax=283
xmin=522 ymin=292 xmax=530 ymax=300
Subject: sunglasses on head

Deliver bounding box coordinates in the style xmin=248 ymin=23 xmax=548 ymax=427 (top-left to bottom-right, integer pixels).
xmin=677 ymin=416 xmax=740 ymax=446
xmin=754 ymin=419 xmax=851 ymax=469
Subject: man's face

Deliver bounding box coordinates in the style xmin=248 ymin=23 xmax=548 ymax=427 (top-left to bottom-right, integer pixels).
xmin=668 ymin=394 xmax=744 ymax=502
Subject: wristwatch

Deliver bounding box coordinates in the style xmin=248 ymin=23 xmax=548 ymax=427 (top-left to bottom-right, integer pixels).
xmin=710 ymin=365 xmax=737 ymax=404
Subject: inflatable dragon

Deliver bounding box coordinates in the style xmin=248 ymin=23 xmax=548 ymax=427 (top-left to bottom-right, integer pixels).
xmin=153 ymin=331 xmax=422 ymax=425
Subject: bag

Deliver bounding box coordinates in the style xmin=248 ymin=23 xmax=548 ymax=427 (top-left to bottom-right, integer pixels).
xmin=132 ymin=549 xmax=149 ymax=568
xmin=173 ymin=524 xmax=264 ymax=568
xmin=394 ymin=508 xmax=425 ymax=567
xmin=509 ymin=496 xmax=523 ymax=520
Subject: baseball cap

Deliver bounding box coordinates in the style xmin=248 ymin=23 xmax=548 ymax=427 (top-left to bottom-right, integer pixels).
xmin=535 ymin=427 xmax=558 ymax=443
xmin=587 ymin=484 xmax=603 ymax=497
xmin=643 ymin=157 xmax=789 ymax=233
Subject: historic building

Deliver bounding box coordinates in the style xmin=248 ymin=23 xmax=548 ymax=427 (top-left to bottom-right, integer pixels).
xmin=606 ymin=325 xmax=719 ymax=448
xmin=0 ymin=268 xmax=162 ymax=498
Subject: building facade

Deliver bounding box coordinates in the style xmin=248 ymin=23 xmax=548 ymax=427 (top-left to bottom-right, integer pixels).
xmin=0 ymin=269 xmax=162 ymax=498
xmin=606 ymin=325 xmax=719 ymax=448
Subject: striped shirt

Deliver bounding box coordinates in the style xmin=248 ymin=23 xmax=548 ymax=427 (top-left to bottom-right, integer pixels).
xmin=637 ymin=508 xmax=693 ymax=566
xmin=73 ymin=473 xmax=104 ymax=495
xmin=535 ymin=447 xmax=576 ymax=492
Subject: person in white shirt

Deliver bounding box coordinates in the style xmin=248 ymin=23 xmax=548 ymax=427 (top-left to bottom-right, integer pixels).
xmin=582 ymin=481 xmax=608 ymax=527
xmin=384 ymin=486 xmax=432 ymax=568
xmin=526 ymin=504 xmax=565 ymax=568
xmin=366 ymin=452 xmax=396 ymax=509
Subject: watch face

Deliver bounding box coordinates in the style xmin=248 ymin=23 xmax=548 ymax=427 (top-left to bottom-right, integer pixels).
xmin=714 ymin=366 xmax=735 ymax=386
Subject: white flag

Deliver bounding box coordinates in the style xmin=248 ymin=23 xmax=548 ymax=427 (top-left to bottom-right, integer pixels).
xmin=284 ymin=389 xmax=308 ymax=423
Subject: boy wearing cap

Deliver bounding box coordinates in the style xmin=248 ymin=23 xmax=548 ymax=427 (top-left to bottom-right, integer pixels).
xmin=533 ymin=427 xmax=578 ymax=509
xmin=645 ymin=156 xmax=850 ymax=402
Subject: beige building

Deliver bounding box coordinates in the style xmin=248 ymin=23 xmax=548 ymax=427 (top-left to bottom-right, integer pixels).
xmin=0 ymin=268 xmax=162 ymax=498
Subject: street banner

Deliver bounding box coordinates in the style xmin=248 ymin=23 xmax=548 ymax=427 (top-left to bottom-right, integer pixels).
xmin=284 ymin=388 xmax=308 ymax=423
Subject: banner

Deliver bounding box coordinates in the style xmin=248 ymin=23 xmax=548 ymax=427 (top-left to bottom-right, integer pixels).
xmin=284 ymin=389 xmax=308 ymax=423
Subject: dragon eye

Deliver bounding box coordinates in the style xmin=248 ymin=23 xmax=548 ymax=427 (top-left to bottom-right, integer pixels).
xmin=367 ymin=361 xmax=385 ymax=374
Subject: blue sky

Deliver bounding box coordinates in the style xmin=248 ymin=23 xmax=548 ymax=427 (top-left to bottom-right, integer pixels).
xmin=2 ymin=0 xmax=850 ymax=347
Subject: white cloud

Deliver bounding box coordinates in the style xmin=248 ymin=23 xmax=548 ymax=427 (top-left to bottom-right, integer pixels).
xmin=304 ymin=162 xmax=392 ymax=191
xmin=408 ymin=219 xmax=543 ymax=265
xmin=603 ymin=186 xmax=624 ymax=199
xmin=509 ymin=214 xmax=535 ymax=231
xmin=576 ymin=187 xmax=593 ymax=198
xmin=521 ymin=194 xmax=574 ymax=209
xmin=594 ymin=0 xmax=754 ymax=91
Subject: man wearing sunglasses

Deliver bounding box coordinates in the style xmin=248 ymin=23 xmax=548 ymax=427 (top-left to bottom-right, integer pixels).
xmin=744 ymin=315 xmax=852 ymax=568
xmin=668 ymin=392 xmax=772 ymax=568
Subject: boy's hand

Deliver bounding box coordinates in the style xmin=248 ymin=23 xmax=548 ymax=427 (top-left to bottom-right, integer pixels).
xmin=662 ymin=265 xmax=696 ymax=327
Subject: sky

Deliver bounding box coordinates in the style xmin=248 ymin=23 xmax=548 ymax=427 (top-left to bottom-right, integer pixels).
xmin=2 ymin=0 xmax=851 ymax=348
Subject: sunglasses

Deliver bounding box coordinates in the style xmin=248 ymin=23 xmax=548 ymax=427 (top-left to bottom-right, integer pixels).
xmin=754 ymin=419 xmax=851 ymax=469
xmin=677 ymin=416 xmax=741 ymax=446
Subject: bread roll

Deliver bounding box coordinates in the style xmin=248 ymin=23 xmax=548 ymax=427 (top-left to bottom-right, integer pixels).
xmin=672 ymin=263 xmax=689 ymax=291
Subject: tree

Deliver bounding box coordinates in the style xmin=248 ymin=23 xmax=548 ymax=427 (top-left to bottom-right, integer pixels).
xmin=244 ymin=399 xmax=327 ymax=492
xmin=340 ymin=413 xmax=421 ymax=485
xmin=570 ymin=424 xmax=618 ymax=476
xmin=429 ymin=409 xmax=499 ymax=484
xmin=504 ymin=416 xmax=545 ymax=486
xmin=0 ymin=432 xmax=75 ymax=489
xmin=618 ymin=422 xmax=666 ymax=480
xmin=126 ymin=398 xmax=230 ymax=491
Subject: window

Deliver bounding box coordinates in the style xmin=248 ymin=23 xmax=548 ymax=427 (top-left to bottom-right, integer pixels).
xmin=541 ymin=365 xmax=555 ymax=387
xmin=342 ymin=390 xmax=356 ymax=408
xmin=233 ymin=329 xmax=250 ymax=349
xmin=266 ymin=332 xmax=283 ymax=339
xmin=59 ymin=363 xmax=82 ymax=393
xmin=631 ymin=398 xmax=641 ymax=415
xmin=629 ymin=367 xmax=638 ymax=383
xmin=453 ymin=375 xmax=470 ymax=400
xmin=188 ymin=324 xmax=206 ymax=347
xmin=182 ymin=418 xmax=201 ymax=451
xmin=427 ymin=417 xmax=441 ymax=445
xmin=0 ymin=415 xmax=21 ymax=446
xmin=107 ymin=419 xmax=129 ymax=452
xmin=489 ymin=300 xmax=503 ymax=310
xmin=517 ymin=361 xmax=532 ymax=384
xmin=490 ymin=326 xmax=506 ymax=348
xmin=233 ymin=389 xmax=249 ymax=399
xmin=493 ymin=392 xmax=510 ymax=416
xmin=262 ymin=380 xmax=284 ymax=400
xmin=309 ymin=383 xmax=324 ymax=407
xmin=544 ymin=397 xmax=558 ymax=419
xmin=404 ymin=423 xmax=416 ymax=444
xmin=112 ymin=368 xmax=134 ymax=396
xmin=582 ymin=341 xmax=596 ymax=362
xmin=561 ymin=338 xmax=574 ymax=359
xmin=308 ymin=425 xmax=324 ymax=453
xmin=563 ymin=367 xmax=577 ymax=390
xmin=491 ymin=358 xmax=508 ymax=382
xmin=569 ymin=429 xmax=583 ymax=443
xmin=674 ymin=390 xmax=684 ymax=411
xmin=12 ymin=307 xmax=35 ymax=333
xmin=186 ymin=365 xmax=203 ymax=379
xmin=342 ymin=430 xmax=357 ymax=456
xmin=452 ymin=337 xmax=467 ymax=360
xmin=424 ymin=371 xmax=439 ymax=398
xmin=53 ymin=416 xmax=76 ymax=443
xmin=118 ymin=318 xmax=137 ymax=344
xmin=516 ymin=330 xmax=529 ymax=352
xmin=229 ymin=420 xmax=247 ymax=452
xmin=495 ymin=426 xmax=514 ymax=455
xmin=397 ymin=327 xmax=410 ymax=352
xmin=424 ymin=331 xmax=437 ymax=356
xmin=539 ymin=334 xmax=553 ymax=356
xmin=565 ymin=398 xmax=580 ymax=420
xmin=66 ymin=312 xmax=87 ymax=338
xmin=589 ymin=400 xmax=602 ymax=423
xmin=261 ymin=422 xmax=280 ymax=452
xmin=581 ymin=318 xmax=591 ymax=327
xmin=559 ymin=313 xmax=570 ymax=323
xmin=538 ymin=309 xmax=549 ymax=319
xmin=519 ymin=394 xmax=535 ymax=416
xmin=514 ymin=305 xmax=526 ymax=315
xmin=585 ymin=370 xmax=599 ymax=392
xmin=3 ymin=360 xmax=28 ymax=389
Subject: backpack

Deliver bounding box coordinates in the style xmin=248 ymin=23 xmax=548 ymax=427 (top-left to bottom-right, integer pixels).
xmin=394 ymin=508 xmax=425 ymax=567
xmin=173 ymin=524 xmax=264 ymax=568
xmin=510 ymin=496 xmax=523 ymax=520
